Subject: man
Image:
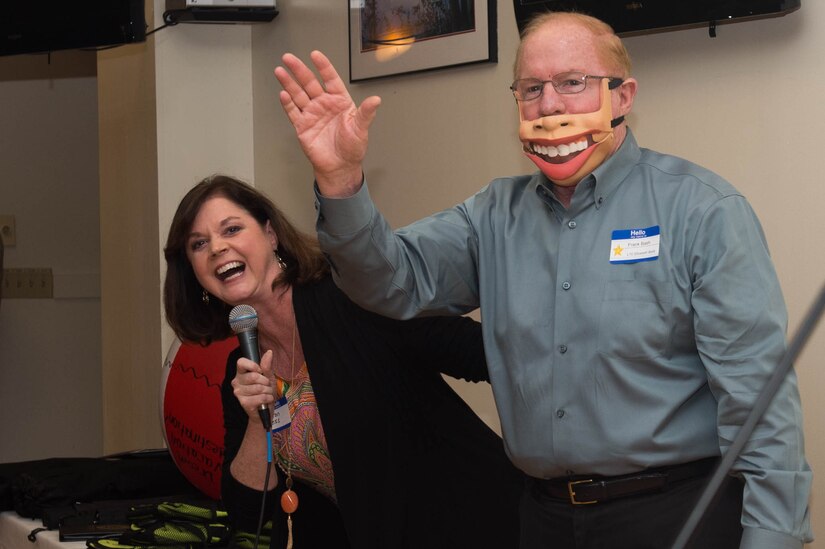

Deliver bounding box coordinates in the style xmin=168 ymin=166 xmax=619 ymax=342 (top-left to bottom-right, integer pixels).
xmin=274 ymin=11 xmax=812 ymax=549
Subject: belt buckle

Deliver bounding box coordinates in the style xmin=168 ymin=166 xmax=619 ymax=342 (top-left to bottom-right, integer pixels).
xmin=567 ymin=479 xmax=597 ymax=505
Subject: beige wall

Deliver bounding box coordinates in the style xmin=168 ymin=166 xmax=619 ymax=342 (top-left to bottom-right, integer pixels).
xmin=97 ymin=32 xmax=164 ymax=453
xmin=153 ymin=21 xmax=257 ymax=361
xmin=96 ymin=2 xmax=258 ymax=453
xmin=0 ymin=51 xmax=102 ymax=462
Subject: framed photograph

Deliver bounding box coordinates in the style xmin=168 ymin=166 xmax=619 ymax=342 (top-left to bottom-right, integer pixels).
xmin=348 ymin=0 xmax=497 ymax=83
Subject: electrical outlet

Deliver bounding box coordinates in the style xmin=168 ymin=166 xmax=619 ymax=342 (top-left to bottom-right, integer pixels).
xmin=0 ymin=215 xmax=15 ymax=247
xmin=2 ymin=268 xmax=53 ymax=299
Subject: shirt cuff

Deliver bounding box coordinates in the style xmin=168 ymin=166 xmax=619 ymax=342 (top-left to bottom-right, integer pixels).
xmin=314 ymin=179 xmax=375 ymax=236
xmin=740 ymin=527 xmax=804 ymax=549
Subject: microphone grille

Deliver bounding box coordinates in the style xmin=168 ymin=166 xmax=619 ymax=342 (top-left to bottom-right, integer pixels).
xmin=228 ymin=304 xmax=258 ymax=333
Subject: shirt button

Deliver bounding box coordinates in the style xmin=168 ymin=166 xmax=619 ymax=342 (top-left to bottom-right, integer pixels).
xmin=562 ymin=281 xmax=571 ymax=290
xmin=556 ymin=409 xmax=566 ymax=418
xmin=559 ymin=345 xmax=568 ymax=354
xmin=567 ymin=220 xmax=577 ymax=229
xmin=597 ymin=197 xmax=604 ymax=205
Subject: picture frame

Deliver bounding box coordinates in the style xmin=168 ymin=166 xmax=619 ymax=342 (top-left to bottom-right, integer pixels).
xmin=348 ymin=0 xmax=497 ymax=83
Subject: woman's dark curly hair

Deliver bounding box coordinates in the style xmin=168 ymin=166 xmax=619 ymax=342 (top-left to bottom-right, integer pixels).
xmin=163 ymin=174 xmax=329 ymax=345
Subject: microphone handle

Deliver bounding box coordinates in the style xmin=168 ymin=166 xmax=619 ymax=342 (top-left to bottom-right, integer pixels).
xmin=236 ymin=330 xmax=271 ymax=430
xmin=238 ymin=329 xmax=260 ymax=364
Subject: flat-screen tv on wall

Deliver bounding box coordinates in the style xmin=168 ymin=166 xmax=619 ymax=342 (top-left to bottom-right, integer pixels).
xmin=1 ymin=0 xmax=146 ymax=57
xmin=513 ymin=0 xmax=801 ymax=36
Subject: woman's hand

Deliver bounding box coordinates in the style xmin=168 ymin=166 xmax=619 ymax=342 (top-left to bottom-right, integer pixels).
xmin=231 ymin=349 xmax=275 ymax=424
xmin=274 ymin=50 xmax=381 ymax=198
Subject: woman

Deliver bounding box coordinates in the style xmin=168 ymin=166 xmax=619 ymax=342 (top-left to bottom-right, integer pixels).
xmin=163 ymin=175 xmax=521 ymax=549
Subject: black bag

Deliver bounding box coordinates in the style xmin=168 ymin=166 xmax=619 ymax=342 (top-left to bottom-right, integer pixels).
xmin=54 ymin=499 xmax=144 ymax=541
xmin=0 ymin=449 xmax=199 ymax=519
xmin=85 ymin=499 xmax=232 ymax=549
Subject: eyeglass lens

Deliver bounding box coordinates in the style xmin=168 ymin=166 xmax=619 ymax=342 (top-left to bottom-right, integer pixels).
xmin=512 ymin=72 xmax=590 ymax=100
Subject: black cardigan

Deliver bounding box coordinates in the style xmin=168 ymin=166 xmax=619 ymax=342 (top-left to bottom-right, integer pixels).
xmin=221 ymin=276 xmax=522 ymax=549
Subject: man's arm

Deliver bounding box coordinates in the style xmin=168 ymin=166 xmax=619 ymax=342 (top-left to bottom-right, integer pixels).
xmin=315 ymin=182 xmax=481 ymax=320
xmin=690 ymin=195 xmax=812 ymax=548
xmin=276 ymin=51 xmax=480 ymax=318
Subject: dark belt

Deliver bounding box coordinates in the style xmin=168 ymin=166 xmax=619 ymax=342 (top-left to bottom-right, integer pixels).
xmin=529 ymin=457 xmax=718 ymax=505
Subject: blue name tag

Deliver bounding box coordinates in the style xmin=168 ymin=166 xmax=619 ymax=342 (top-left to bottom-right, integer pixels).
xmin=609 ymin=225 xmax=661 ymax=264
xmin=270 ymin=395 xmax=292 ymax=433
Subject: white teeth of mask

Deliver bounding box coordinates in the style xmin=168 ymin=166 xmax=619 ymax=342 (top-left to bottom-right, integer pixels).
xmin=533 ymin=139 xmax=588 ymax=158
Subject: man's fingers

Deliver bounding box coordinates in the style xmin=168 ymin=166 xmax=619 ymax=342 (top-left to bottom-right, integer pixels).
xmin=277 ymin=51 xmax=356 ymax=110
xmin=278 ymin=89 xmax=301 ymax=121
xmin=310 ymin=50 xmax=348 ymax=97
xmin=279 ymin=53 xmax=327 ymax=101
xmin=274 ymin=64 xmax=311 ymax=111
xmin=356 ymin=95 xmax=382 ymax=131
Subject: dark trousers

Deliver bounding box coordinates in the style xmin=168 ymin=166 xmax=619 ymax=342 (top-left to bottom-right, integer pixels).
xmin=519 ymin=471 xmax=744 ymax=549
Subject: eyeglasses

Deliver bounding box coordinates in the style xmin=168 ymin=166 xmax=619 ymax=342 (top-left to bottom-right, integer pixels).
xmin=510 ymin=72 xmax=624 ymax=101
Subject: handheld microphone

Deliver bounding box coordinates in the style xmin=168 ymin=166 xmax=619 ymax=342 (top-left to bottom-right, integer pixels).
xmin=228 ymin=304 xmax=271 ymax=431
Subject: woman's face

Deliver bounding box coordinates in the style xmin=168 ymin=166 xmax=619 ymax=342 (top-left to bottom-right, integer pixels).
xmin=185 ymin=195 xmax=280 ymax=307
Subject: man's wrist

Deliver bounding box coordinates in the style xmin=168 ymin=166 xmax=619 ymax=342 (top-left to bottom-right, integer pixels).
xmin=315 ymin=168 xmax=364 ymax=198
xmin=314 ymin=180 xmax=374 ymax=236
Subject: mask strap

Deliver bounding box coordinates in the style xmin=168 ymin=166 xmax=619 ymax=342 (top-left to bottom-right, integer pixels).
xmin=610 ymin=115 xmax=625 ymax=128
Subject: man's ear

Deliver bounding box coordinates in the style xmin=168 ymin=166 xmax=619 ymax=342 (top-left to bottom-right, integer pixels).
xmin=616 ymin=77 xmax=638 ymax=118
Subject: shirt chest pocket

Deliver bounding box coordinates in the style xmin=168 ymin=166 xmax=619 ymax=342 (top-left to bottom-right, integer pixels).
xmin=597 ymin=279 xmax=674 ymax=360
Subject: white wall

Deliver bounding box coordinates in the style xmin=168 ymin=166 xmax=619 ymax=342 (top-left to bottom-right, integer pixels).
xmin=153 ymin=17 xmax=256 ymax=363
xmin=249 ymin=0 xmax=825 ymax=543
xmin=0 ymin=52 xmax=102 ymax=462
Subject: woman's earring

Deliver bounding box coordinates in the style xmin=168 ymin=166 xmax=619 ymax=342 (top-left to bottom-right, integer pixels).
xmin=274 ymin=250 xmax=287 ymax=271
xmin=202 ymin=289 xmax=210 ymax=304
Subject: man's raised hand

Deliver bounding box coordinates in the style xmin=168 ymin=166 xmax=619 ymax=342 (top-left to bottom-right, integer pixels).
xmin=274 ymin=50 xmax=381 ymax=197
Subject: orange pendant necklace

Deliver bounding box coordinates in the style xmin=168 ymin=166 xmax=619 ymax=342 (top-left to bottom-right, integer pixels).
xmin=276 ymin=315 xmax=299 ymax=549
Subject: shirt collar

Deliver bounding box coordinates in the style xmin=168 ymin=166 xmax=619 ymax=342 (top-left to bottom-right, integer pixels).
xmin=533 ymin=178 xmax=564 ymax=222
xmin=590 ymin=127 xmax=642 ymax=209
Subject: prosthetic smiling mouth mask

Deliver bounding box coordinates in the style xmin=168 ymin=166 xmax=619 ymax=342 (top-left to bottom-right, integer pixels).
xmin=518 ymin=77 xmax=625 ymax=186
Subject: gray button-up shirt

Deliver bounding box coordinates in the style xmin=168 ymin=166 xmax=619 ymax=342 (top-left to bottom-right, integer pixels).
xmin=315 ymin=130 xmax=812 ymax=547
